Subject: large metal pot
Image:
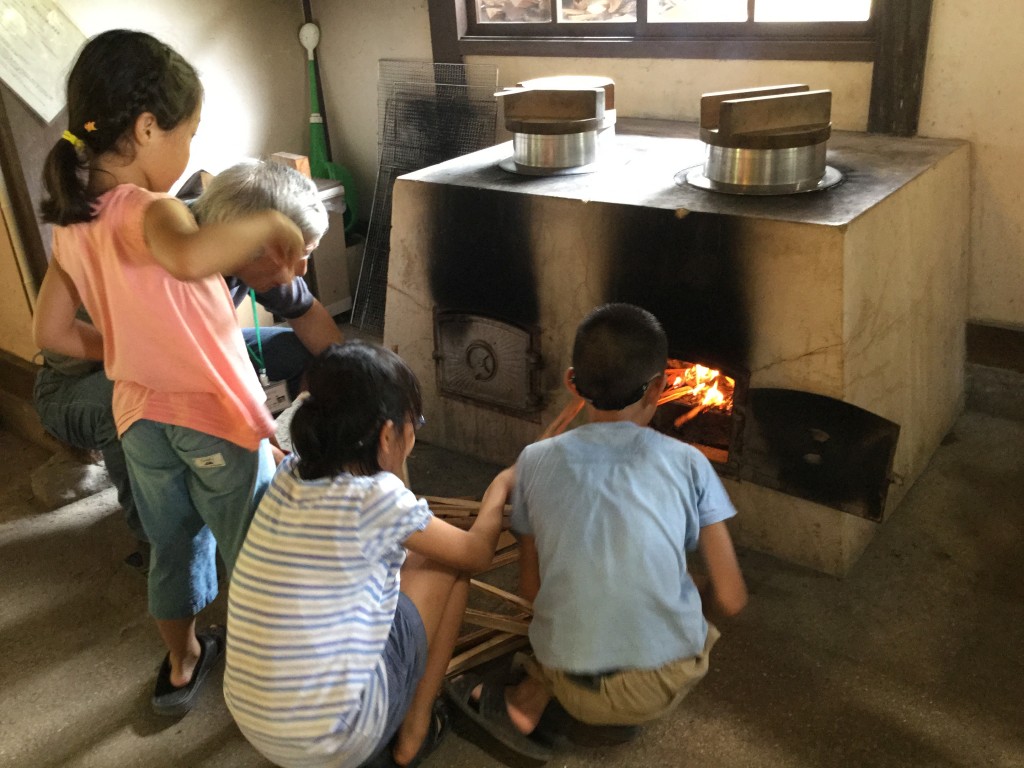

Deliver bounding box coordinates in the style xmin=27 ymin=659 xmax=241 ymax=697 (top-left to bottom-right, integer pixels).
xmin=682 ymin=85 xmax=843 ymax=195
xmin=695 ymin=124 xmax=836 ymax=194
xmin=497 ymin=76 xmax=616 ymax=175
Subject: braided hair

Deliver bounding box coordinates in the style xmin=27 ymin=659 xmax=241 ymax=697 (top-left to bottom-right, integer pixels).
xmin=41 ymin=29 xmax=202 ymax=225
xmin=290 ymin=341 xmax=424 ymax=480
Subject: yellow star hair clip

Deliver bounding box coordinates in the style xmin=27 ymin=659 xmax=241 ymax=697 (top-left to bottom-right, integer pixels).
xmin=84 ymin=121 xmax=97 ymax=132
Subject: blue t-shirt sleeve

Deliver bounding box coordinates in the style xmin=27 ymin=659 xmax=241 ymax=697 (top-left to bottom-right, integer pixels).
xmin=692 ymin=450 xmax=737 ymax=528
xmin=509 ymin=445 xmax=537 ymax=537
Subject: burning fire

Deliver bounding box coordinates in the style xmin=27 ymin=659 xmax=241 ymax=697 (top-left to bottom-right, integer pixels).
xmin=657 ymin=360 xmax=735 ymax=428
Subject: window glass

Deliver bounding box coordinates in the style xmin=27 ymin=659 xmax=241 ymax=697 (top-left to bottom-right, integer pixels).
xmin=477 ymin=0 xmax=551 ymax=22
xmin=559 ymin=0 xmax=637 ymax=23
xmin=754 ymin=0 xmax=871 ymax=22
xmin=649 ymin=0 xmax=747 ymax=24
xmin=457 ymin=0 xmax=877 ymax=61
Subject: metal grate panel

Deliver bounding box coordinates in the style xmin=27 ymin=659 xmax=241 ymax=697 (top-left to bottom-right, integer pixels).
xmin=351 ymin=61 xmax=499 ymax=334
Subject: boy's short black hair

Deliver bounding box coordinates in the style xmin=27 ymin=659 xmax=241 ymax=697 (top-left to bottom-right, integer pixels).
xmin=571 ymin=303 xmax=668 ymax=411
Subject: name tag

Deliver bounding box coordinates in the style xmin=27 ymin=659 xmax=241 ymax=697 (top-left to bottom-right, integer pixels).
xmin=262 ymin=378 xmax=292 ymax=416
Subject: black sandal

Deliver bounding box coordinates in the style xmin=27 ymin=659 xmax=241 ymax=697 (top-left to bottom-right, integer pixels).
xmin=404 ymin=698 xmax=449 ymax=768
xmin=362 ymin=698 xmax=449 ymax=768
xmin=444 ymin=674 xmax=553 ymax=762
xmin=151 ymin=627 xmax=225 ymax=717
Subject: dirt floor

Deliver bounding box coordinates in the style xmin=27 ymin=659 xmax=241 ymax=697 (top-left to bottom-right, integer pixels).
xmin=1 ymin=408 xmax=1022 ymax=767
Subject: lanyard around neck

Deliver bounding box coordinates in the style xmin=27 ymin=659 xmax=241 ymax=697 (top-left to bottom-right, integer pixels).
xmin=246 ymin=289 xmax=267 ymax=377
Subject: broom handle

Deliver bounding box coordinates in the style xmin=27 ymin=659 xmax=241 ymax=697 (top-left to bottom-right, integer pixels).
xmin=302 ymin=0 xmax=332 ymax=159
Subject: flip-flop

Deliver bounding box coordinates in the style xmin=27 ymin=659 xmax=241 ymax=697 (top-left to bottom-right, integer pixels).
xmin=533 ymin=698 xmax=642 ymax=747
xmin=444 ymin=674 xmax=553 ymax=762
xmin=405 ymin=698 xmax=449 ymax=768
xmin=151 ymin=628 xmax=225 ymax=717
xmin=361 ymin=698 xmax=449 ymax=768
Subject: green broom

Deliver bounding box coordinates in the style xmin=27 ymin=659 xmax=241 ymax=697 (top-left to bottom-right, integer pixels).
xmin=299 ymin=22 xmax=358 ymax=232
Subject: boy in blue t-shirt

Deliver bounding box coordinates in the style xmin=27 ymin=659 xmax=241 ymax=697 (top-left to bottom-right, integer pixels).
xmin=447 ymin=303 xmax=748 ymax=761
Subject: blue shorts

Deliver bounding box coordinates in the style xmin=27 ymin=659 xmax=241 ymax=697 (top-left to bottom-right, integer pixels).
xmin=122 ymin=420 xmax=275 ymax=620
xmin=366 ymin=593 xmax=428 ymax=761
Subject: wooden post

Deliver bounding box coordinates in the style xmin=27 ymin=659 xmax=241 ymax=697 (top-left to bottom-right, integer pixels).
xmin=868 ymin=0 xmax=934 ymax=136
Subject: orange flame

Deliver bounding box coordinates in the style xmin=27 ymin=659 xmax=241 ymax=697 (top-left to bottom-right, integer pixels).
xmin=658 ymin=359 xmax=734 ymax=416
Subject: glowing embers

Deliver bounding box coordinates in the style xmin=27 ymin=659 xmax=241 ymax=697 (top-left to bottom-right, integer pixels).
xmin=652 ymin=359 xmax=739 ymax=464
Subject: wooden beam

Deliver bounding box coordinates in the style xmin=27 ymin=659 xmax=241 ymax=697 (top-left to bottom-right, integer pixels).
xmin=868 ymin=0 xmax=934 ymax=136
xmin=428 ymin=0 xmax=465 ymax=63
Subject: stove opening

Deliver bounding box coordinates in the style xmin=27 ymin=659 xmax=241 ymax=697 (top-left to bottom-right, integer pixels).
xmin=650 ymin=358 xmax=746 ymax=466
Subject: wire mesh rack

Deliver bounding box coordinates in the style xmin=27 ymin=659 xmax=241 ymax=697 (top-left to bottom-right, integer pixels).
xmin=350 ymin=60 xmax=499 ymax=334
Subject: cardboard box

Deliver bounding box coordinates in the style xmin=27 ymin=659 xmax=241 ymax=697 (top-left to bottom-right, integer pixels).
xmin=309 ymin=192 xmax=352 ymax=317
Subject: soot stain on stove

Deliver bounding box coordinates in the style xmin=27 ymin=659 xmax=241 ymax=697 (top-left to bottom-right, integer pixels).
xmin=424 ymin=185 xmax=539 ymax=327
xmin=605 ymin=209 xmax=750 ymax=370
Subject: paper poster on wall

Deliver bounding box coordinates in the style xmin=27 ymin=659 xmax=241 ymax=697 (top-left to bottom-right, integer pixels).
xmin=0 ymin=0 xmax=85 ymax=123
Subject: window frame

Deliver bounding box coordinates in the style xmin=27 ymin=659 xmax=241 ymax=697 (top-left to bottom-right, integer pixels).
xmin=428 ymin=0 xmax=934 ymax=138
xmin=444 ymin=0 xmax=877 ymax=61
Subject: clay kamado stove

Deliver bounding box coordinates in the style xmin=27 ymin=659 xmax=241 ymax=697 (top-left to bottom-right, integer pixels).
xmin=384 ymin=95 xmax=970 ymax=575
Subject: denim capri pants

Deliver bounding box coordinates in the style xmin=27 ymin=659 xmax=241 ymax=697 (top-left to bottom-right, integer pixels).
xmin=122 ymin=419 xmax=275 ymax=620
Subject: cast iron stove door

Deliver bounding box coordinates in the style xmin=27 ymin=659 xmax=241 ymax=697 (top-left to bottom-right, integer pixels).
xmin=434 ymin=311 xmax=543 ymax=416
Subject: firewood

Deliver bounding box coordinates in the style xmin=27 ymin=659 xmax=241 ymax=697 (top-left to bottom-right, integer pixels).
xmin=446 ymin=632 xmax=529 ymax=677
xmin=423 ymin=495 xmax=480 ymax=509
xmin=463 ymin=608 xmax=531 ymax=636
xmin=538 ymin=396 xmax=585 ymax=441
xmin=470 ymin=578 xmax=534 ymax=613
xmin=476 ymin=545 xmax=521 ymax=574
xmin=453 ymin=625 xmax=501 ymax=656
xmin=673 ymin=403 xmax=705 ymax=428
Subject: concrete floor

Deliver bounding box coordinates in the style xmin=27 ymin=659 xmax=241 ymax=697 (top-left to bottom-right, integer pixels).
xmin=1 ymin=408 xmax=1022 ymax=768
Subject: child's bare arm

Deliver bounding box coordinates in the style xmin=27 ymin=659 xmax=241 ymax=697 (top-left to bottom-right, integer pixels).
xmin=516 ymin=534 xmax=541 ymax=603
xmin=404 ymin=466 xmax=515 ymax=573
xmin=33 ymin=262 xmax=104 ymax=360
xmin=696 ymin=521 xmax=748 ymax=618
xmin=143 ymin=198 xmax=305 ymax=283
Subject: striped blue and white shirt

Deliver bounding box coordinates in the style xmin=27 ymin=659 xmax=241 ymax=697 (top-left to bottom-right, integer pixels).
xmin=224 ymin=455 xmax=432 ymax=768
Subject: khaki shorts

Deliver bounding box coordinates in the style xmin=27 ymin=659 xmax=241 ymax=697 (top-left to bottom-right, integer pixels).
xmin=522 ymin=623 xmax=721 ymax=726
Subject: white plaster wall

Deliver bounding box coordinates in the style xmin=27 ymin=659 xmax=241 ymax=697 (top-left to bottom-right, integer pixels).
xmin=919 ymin=0 xmax=1024 ymax=327
xmin=58 ymin=0 xmax=308 ymax=183
xmin=311 ymin=0 xmax=434 ymax=223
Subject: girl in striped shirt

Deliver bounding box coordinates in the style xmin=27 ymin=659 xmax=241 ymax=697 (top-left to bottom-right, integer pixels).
xmin=225 ymin=341 xmax=513 ymax=768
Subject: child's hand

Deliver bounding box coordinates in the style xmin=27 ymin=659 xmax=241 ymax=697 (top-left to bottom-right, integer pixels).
xmin=478 ymin=466 xmax=515 ymax=522
xmin=235 ymin=253 xmax=293 ymax=292
xmin=268 ymin=210 xmax=307 ymax=268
